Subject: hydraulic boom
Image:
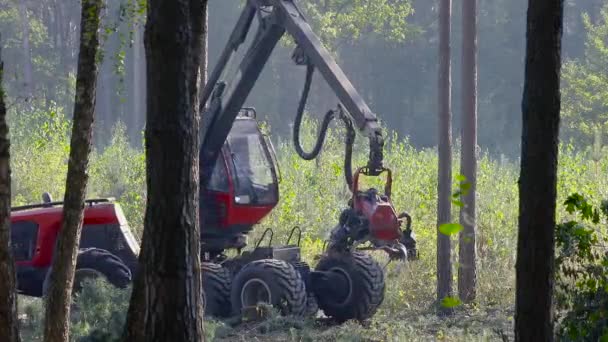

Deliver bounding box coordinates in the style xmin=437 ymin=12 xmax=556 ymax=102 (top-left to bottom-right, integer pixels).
xmin=199 ymin=0 xmax=385 ymax=188
xmin=194 ymin=0 xmax=419 ymax=322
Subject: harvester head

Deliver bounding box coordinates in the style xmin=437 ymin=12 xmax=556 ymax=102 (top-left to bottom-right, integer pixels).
xmin=327 ymin=167 xmax=418 ymax=261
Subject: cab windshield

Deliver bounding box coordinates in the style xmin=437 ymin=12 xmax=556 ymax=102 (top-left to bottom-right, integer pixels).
xmin=227 ymin=119 xmax=278 ymax=205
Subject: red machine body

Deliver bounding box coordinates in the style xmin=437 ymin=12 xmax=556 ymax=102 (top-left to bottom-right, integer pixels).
xmin=11 ymin=202 xmax=127 ymax=268
xmin=10 ymin=199 xmax=140 ymax=297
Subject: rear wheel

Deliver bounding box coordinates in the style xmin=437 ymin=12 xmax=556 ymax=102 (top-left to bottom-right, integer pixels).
xmin=230 ymin=259 xmax=306 ymax=316
xmin=313 ymin=251 xmax=385 ymax=322
xmin=42 ymin=248 xmax=132 ymax=297
xmin=202 ymin=262 xmax=232 ymax=318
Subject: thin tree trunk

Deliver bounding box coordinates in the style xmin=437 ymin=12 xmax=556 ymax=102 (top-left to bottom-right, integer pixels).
xmin=122 ymin=1 xmax=206 ymax=341
xmin=0 ymin=37 xmax=21 ymax=342
xmin=130 ymin=23 xmax=144 ymax=144
xmin=437 ymin=0 xmax=453 ymax=312
xmin=458 ymin=0 xmax=478 ymax=303
xmin=42 ymin=1 xmax=102 ymax=341
xmin=515 ymin=0 xmax=563 ymax=341
xmin=18 ymin=0 xmax=34 ymax=97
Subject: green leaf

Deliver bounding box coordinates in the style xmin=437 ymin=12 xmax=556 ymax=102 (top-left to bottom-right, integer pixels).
xmin=439 ymin=223 xmax=463 ymax=236
xmin=441 ymin=296 xmax=462 ymax=308
xmin=452 ymin=199 xmax=464 ymax=208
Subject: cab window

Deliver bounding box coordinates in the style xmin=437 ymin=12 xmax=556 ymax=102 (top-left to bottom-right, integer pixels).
xmin=208 ymin=154 xmax=230 ymax=192
xmin=11 ymin=221 xmax=39 ymax=261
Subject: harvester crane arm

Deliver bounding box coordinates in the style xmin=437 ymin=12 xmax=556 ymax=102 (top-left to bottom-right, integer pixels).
xmin=199 ymin=0 xmax=385 ymax=187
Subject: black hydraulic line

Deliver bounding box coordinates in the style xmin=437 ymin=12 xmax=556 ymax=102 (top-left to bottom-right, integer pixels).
xmin=292 ymin=63 xmax=335 ymax=160
xmin=292 ymin=63 xmax=355 ymax=189
xmin=339 ymin=111 xmax=355 ymax=190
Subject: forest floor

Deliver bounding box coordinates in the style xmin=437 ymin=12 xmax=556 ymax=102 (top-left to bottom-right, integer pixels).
xmin=208 ymin=305 xmax=514 ymax=341
xmin=18 ymin=292 xmax=514 ymax=341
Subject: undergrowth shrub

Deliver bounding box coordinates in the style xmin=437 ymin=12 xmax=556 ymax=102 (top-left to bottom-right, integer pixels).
xmin=18 ymin=280 xmax=222 ymax=341
xmin=555 ymin=193 xmax=608 ymax=341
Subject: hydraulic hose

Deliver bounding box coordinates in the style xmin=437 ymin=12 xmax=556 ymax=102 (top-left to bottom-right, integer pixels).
xmin=293 ymin=63 xmax=334 ymax=160
xmin=292 ymin=63 xmax=355 ymax=191
xmin=340 ymin=113 xmax=355 ymax=190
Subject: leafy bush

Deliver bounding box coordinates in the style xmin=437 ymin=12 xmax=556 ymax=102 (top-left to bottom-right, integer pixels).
xmin=555 ymin=193 xmax=608 ymax=341
xmin=17 ymin=279 xmax=130 ymax=342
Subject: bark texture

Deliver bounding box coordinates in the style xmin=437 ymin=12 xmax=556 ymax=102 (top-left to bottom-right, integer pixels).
xmin=515 ymin=0 xmax=563 ymax=340
xmin=42 ymin=1 xmax=102 ymax=341
xmin=437 ymin=0 xmax=453 ymax=309
xmin=458 ymin=0 xmax=478 ymax=303
xmin=0 ymin=37 xmax=21 ymax=342
xmin=122 ymin=0 xmax=206 ymax=341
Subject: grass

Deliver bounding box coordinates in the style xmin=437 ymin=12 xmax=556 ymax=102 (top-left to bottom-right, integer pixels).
xmin=8 ymin=108 xmax=608 ymax=341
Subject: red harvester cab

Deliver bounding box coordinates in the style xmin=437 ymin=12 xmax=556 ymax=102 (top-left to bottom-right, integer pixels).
xmin=201 ymin=108 xmax=280 ymax=255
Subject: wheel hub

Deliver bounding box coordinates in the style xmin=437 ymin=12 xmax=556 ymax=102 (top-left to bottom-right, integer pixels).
xmin=240 ymin=278 xmax=272 ymax=307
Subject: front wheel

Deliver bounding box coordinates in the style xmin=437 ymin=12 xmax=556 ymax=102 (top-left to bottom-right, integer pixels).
xmin=313 ymin=251 xmax=385 ymax=322
xmin=230 ymin=259 xmax=306 ymax=316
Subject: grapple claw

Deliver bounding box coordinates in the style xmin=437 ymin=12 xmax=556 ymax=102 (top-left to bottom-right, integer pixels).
xmin=381 ymin=243 xmax=408 ymax=261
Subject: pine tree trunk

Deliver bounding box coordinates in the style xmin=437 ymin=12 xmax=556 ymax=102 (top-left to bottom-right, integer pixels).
xmin=515 ymin=0 xmax=563 ymax=340
xmin=437 ymin=0 xmax=453 ymax=311
xmin=0 ymin=38 xmax=21 ymax=342
xmin=18 ymin=0 xmax=34 ymax=97
xmin=458 ymin=0 xmax=478 ymax=303
xmin=42 ymin=1 xmax=102 ymax=341
xmin=130 ymin=23 xmax=144 ymax=144
xmin=122 ymin=1 xmax=206 ymax=341
xmin=197 ymin=0 xmax=208 ymax=115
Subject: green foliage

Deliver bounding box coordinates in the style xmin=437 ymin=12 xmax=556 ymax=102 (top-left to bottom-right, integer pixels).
xmin=18 ymin=279 xmax=221 ymax=342
xmin=8 ymin=106 xmax=147 ymax=235
xmin=555 ymin=193 xmax=608 ymax=341
xmin=439 ymin=223 xmax=463 ymax=236
xmin=17 ymin=279 xmax=130 ymax=342
xmin=299 ymin=0 xmax=418 ymax=46
xmin=70 ymin=279 xmax=131 ymax=341
xmin=441 ymin=296 xmax=462 ymax=309
xmin=88 ymin=121 xmax=146 ymax=236
xmin=562 ymin=4 xmax=608 ymax=145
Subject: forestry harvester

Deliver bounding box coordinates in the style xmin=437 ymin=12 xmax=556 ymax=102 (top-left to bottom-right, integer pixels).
xmin=9 ymin=0 xmax=418 ymax=323
xmin=197 ymin=0 xmax=418 ymax=321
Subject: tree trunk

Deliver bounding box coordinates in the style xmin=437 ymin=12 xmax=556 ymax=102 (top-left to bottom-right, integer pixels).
xmin=130 ymin=23 xmax=145 ymax=144
xmin=437 ymin=0 xmax=453 ymax=311
xmin=515 ymin=0 xmax=563 ymax=341
xmin=458 ymin=0 xmax=478 ymax=303
xmin=197 ymin=0 xmax=208 ymax=115
xmin=0 ymin=37 xmax=21 ymax=342
xmin=122 ymin=1 xmax=206 ymax=341
xmin=42 ymin=1 xmax=102 ymax=341
xmin=18 ymin=0 xmax=34 ymax=97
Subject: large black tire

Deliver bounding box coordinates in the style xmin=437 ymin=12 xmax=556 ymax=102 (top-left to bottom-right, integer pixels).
xmin=230 ymin=259 xmax=306 ymax=316
xmin=73 ymin=248 xmax=132 ymax=293
xmin=42 ymin=248 xmax=132 ymax=297
xmin=202 ymin=262 xmax=232 ymax=318
xmin=314 ymin=251 xmax=385 ymax=322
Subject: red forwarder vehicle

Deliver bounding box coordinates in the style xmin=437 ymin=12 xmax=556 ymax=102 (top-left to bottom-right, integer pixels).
xmin=11 ymin=196 xmax=138 ymax=297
